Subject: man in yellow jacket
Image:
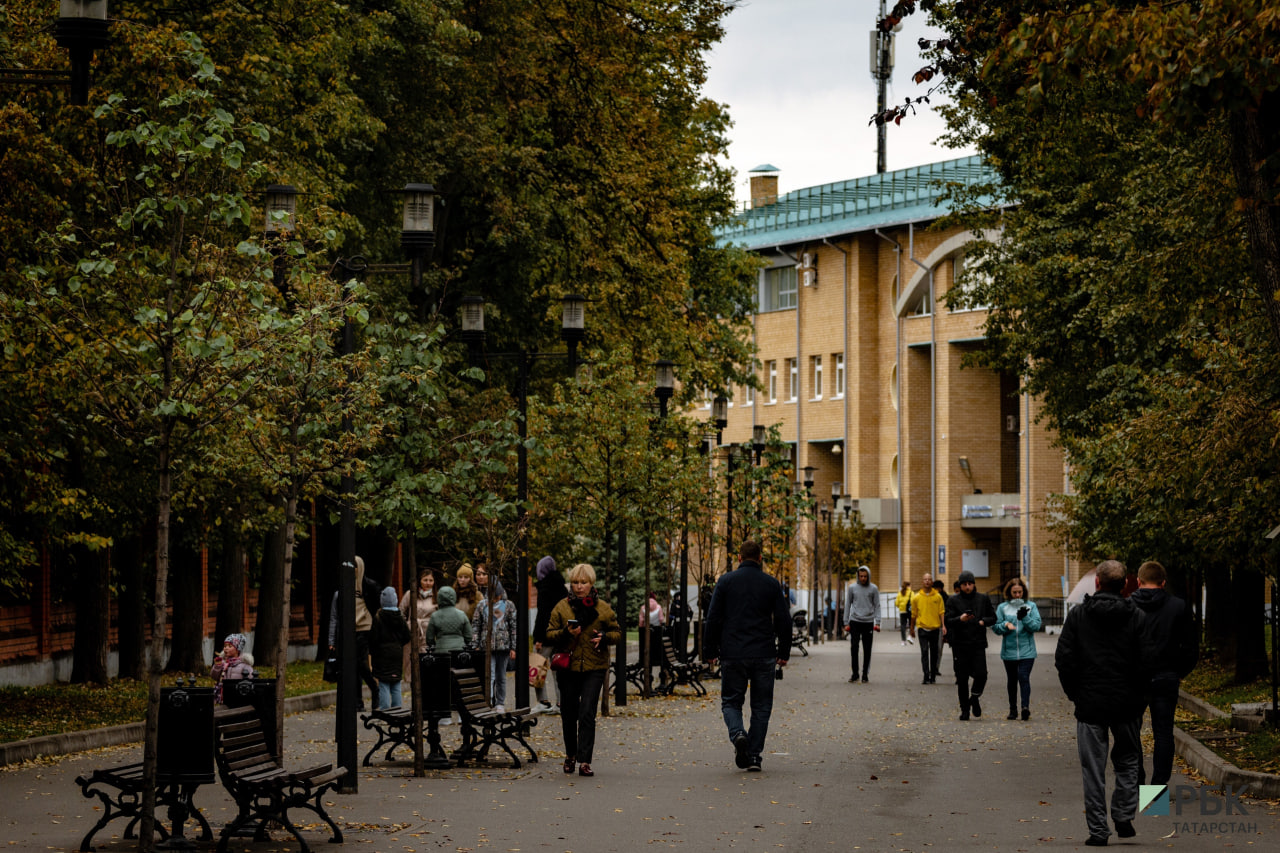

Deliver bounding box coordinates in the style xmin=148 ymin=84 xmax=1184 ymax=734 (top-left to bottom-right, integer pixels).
xmin=910 ymin=573 xmax=947 ymax=684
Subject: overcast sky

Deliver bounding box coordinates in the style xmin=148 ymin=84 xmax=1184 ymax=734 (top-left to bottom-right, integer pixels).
xmin=702 ymin=0 xmax=977 ymax=206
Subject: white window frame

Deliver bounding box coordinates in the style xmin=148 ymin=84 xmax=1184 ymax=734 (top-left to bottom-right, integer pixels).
xmin=786 ymin=358 xmax=798 ymax=402
xmin=952 ymin=253 xmax=992 ymax=312
xmin=767 ymin=361 xmax=778 ymax=404
xmin=834 ymin=353 xmax=845 ymax=399
xmin=744 ymin=382 xmax=754 ymax=407
xmin=760 ymin=265 xmax=798 ymax=312
xmin=810 ymin=355 xmax=823 ymax=400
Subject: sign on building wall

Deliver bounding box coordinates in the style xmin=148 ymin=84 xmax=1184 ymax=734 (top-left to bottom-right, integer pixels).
xmin=937 ymin=545 xmax=946 ymax=576
xmin=961 ymin=549 xmax=990 ymax=578
xmin=1022 ymin=544 xmax=1030 ymax=580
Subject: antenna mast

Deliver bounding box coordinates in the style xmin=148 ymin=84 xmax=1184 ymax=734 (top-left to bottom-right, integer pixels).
xmin=871 ymin=0 xmax=896 ymax=174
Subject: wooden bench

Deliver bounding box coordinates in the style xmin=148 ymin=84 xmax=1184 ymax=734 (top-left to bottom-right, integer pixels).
xmin=213 ymin=705 xmax=346 ymax=853
xmin=791 ymin=611 xmax=810 ymax=657
xmin=450 ymin=665 xmax=539 ymax=768
xmin=655 ymin=634 xmax=707 ymax=696
xmin=360 ymin=706 xmax=419 ymax=766
xmin=74 ymin=684 xmax=216 ymax=852
xmin=74 ymin=762 xmax=214 ymax=852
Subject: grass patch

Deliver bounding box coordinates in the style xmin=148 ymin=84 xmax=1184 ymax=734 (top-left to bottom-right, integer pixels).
xmin=1179 ymin=715 xmax=1280 ymax=776
xmin=1182 ymin=657 xmax=1275 ymax=713
xmin=0 ymin=660 xmax=331 ymax=744
xmin=1180 ymin=654 xmax=1280 ymax=776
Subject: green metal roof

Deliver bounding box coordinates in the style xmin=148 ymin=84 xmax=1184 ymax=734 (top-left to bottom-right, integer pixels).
xmin=715 ymin=155 xmax=998 ymax=250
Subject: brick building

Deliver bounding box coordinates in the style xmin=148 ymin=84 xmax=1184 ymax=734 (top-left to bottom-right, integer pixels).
xmin=710 ymin=157 xmax=1087 ymax=603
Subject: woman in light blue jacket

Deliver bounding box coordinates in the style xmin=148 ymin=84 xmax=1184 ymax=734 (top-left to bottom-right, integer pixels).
xmin=992 ymin=577 xmax=1041 ymax=721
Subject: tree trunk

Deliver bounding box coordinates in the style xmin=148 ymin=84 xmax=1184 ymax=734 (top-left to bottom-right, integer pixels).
xmin=140 ymin=436 xmax=174 ymax=853
xmin=69 ymin=544 xmax=110 ymax=684
xmin=275 ymin=494 xmax=299 ymax=760
xmin=1203 ymin=560 xmax=1233 ymax=666
xmin=1228 ymin=97 xmax=1280 ymax=355
xmin=1232 ymin=566 xmax=1270 ymax=683
xmin=254 ymin=520 xmax=286 ymax=666
xmin=215 ymin=526 xmax=247 ymax=649
xmin=167 ymin=540 xmax=204 ymax=673
xmin=116 ymin=533 xmax=147 ymax=681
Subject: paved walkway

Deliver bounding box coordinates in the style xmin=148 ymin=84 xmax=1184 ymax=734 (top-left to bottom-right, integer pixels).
xmin=4 ymin=636 xmax=1276 ymax=851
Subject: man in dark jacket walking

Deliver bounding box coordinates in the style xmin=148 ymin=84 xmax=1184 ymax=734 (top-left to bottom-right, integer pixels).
xmin=1056 ymin=560 xmax=1150 ymax=847
xmin=1131 ymin=560 xmax=1198 ymax=787
xmin=703 ymin=540 xmax=791 ymax=772
xmin=943 ymin=570 xmax=996 ymax=719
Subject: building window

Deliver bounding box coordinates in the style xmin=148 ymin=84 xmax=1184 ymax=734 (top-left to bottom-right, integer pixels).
xmin=834 ymin=353 xmax=845 ymax=398
xmin=953 ymin=253 xmax=991 ymax=311
xmin=810 ymin=355 xmax=823 ymax=400
xmin=786 ymin=358 xmax=798 ymax=401
xmin=744 ymin=382 xmax=754 ymax=406
xmin=702 ymin=391 xmax=711 ymax=409
xmin=761 ymin=265 xmax=798 ymax=312
xmin=767 ymin=361 xmax=778 ymax=403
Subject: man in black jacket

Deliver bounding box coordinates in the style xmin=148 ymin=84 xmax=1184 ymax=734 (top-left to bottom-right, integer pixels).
xmin=943 ymin=570 xmax=996 ymax=720
xmin=1131 ymin=560 xmax=1198 ymax=787
xmin=703 ymin=540 xmax=791 ymax=772
xmin=1056 ymin=560 xmax=1150 ymax=847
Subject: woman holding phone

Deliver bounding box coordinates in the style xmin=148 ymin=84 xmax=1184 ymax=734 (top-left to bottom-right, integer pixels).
xmin=544 ymin=563 xmax=621 ymax=778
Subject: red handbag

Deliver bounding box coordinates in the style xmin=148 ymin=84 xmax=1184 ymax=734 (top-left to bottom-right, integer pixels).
xmin=550 ymin=651 xmax=572 ymax=671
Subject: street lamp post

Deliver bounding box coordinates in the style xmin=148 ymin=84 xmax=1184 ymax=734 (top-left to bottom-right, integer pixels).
xmin=461 ymin=294 xmax=584 ymax=712
xmin=801 ymin=466 xmax=815 ymax=634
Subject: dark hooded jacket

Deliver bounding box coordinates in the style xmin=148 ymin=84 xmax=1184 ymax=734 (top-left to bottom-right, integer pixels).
xmin=1130 ymin=587 xmax=1198 ymax=682
xmin=1055 ymin=591 xmax=1149 ymax=723
xmin=943 ymin=588 xmax=996 ymax=650
xmin=533 ymin=558 xmax=569 ymax=645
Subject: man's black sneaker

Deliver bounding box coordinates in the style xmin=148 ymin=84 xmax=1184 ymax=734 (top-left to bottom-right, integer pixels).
xmin=860 ymin=677 xmax=868 ymax=683
xmin=1084 ymin=836 xmax=1108 ymax=846
xmin=747 ymin=756 xmax=762 ymax=772
xmin=970 ymin=695 xmax=982 ymax=717
xmin=1115 ymin=820 xmax=1135 ymax=838
xmin=1022 ymin=708 xmax=1031 ymax=721
xmin=1007 ymin=709 xmax=1017 ymax=720
xmin=733 ymin=733 xmax=751 ymax=769
xmin=959 ymin=710 xmax=970 ymax=721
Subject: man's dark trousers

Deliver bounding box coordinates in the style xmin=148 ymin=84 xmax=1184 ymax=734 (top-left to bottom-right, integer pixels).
xmin=953 ymin=645 xmax=987 ymax=708
xmin=848 ymin=621 xmax=874 ymax=678
xmin=719 ymin=657 xmax=776 ymax=760
xmin=918 ymin=628 xmax=940 ymax=681
xmin=1139 ymin=678 xmax=1180 ymax=786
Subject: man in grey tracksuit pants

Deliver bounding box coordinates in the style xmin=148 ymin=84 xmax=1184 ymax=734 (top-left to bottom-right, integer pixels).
xmin=843 ymin=566 xmax=880 ymax=683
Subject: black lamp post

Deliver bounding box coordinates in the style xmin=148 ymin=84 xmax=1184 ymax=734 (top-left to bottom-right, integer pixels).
xmin=329 ymin=254 xmax=366 ymax=793
xmin=712 ymin=395 xmax=728 ymax=445
xmin=800 ymin=466 xmax=815 ymax=628
xmin=396 ymin=183 xmax=436 ymax=311
xmin=1 ymin=2 xmax=110 ymax=105
xmin=635 ymin=363 xmax=674 ymax=698
xmin=654 ymin=360 xmax=675 ymax=418
xmin=56 ymin=1 xmax=109 ymax=105
xmin=461 ymin=293 xmax=585 ymax=710
xmin=264 ymin=184 xmax=298 ymax=300
xmin=726 ymin=444 xmax=747 ymax=563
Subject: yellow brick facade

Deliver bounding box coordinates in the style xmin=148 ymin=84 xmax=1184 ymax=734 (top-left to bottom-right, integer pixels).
xmin=713 ymin=162 xmax=1088 ymax=600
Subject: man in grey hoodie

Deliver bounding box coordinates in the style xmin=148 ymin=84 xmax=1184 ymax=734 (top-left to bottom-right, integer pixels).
xmin=843 ymin=566 xmax=881 ymax=683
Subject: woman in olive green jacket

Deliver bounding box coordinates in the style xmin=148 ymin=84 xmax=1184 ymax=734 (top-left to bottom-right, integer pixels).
xmin=545 ymin=563 xmax=621 ymax=778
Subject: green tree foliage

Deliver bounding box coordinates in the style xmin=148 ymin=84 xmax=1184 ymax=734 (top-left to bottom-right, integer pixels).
xmin=883 ymin=1 xmax=1278 ymax=680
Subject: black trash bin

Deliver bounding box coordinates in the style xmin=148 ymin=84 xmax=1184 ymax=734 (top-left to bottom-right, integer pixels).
xmin=159 ymin=686 xmax=216 ymax=784
xmin=223 ymin=678 xmax=278 ymax=757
